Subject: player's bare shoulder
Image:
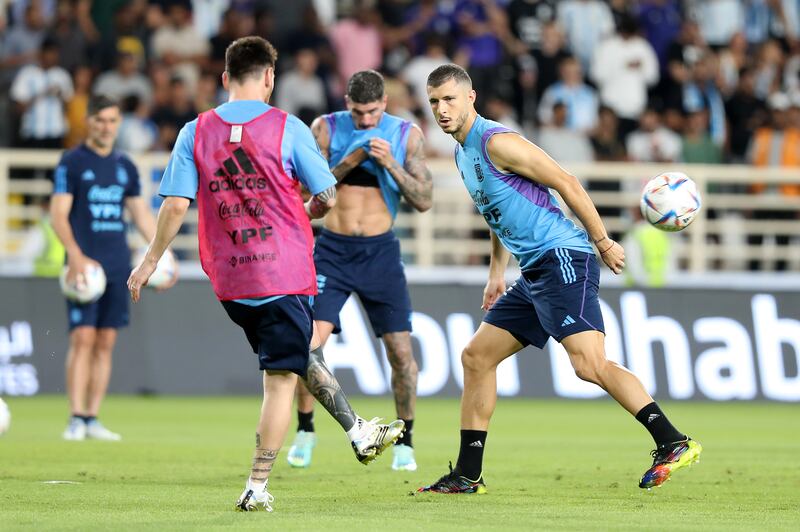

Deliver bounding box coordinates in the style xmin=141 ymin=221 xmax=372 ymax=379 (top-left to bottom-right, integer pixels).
xmin=403 ymin=124 xmax=430 ymax=177
xmin=486 ymin=131 xmax=547 ymax=176
xmin=310 ymin=115 xmax=331 ymax=158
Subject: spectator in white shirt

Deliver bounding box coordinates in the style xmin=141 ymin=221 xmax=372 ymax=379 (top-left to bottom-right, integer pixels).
xmin=93 ymin=52 xmax=153 ymax=106
xmin=401 ymin=33 xmax=455 ymax=156
xmin=591 ymin=14 xmax=659 ymax=137
xmin=275 ymin=48 xmax=327 ymax=122
xmin=10 ymin=37 xmax=73 ymax=148
xmin=150 ymin=3 xmax=210 ymax=95
xmin=696 ymin=0 xmax=745 ymax=47
xmin=626 ymin=107 xmax=682 ymax=163
xmin=557 ymin=0 xmax=614 ymax=73
xmin=537 ymin=101 xmax=594 ymax=163
xmin=538 ymin=55 xmax=599 ymax=132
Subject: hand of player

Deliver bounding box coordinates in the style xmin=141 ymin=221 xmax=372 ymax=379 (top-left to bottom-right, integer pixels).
xmin=155 ymin=251 xmax=179 ymax=292
xmin=482 ymin=276 xmax=506 ymax=311
xmin=368 ymin=138 xmax=395 ymax=169
xmin=127 ymin=256 xmax=157 ymax=303
xmin=66 ymin=254 xmax=100 ymax=287
xmin=599 ymin=239 xmax=625 ymax=274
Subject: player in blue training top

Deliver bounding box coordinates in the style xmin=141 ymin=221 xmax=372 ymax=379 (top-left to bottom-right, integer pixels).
xmin=128 ymin=37 xmax=404 ymax=512
xmin=51 ymin=95 xmax=173 ymax=441
xmin=418 ymin=64 xmax=702 ymax=494
xmin=287 ymin=70 xmax=433 ymax=473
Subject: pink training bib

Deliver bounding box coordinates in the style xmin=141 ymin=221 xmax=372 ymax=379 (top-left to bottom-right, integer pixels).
xmin=193 ymin=108 xmax=316 ymax=300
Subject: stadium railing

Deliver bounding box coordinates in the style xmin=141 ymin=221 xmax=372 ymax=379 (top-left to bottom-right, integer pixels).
xmin=1 ymin=149 xmax=799 ymax=272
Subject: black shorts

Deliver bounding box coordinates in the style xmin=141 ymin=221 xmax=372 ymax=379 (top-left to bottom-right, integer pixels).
xmin=221 ymin=295 xmax=313 ymax=375
xmin=313 ymin=229 xmax=413 ymax=337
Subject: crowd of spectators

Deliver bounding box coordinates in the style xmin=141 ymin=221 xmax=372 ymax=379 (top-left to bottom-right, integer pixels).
xmin=1 ymin=0 xmax=799 ymax=172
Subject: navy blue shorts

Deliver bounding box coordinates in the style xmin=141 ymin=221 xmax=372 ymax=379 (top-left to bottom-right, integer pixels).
xmin=313 ymin=229 xmax=412 ymax=337
xmin=221 ymin=295 xmax=313 ymax=375
xmin=484 ymin=248 xmax=605 ymax=348
xmin=67 ymin=279 xmax=130 ymax=331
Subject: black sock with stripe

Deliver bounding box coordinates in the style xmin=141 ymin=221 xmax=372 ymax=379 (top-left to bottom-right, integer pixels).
xmin=455 ymin=430 xmax=486 ymax=481
xmin=635 ymin=402 xmax=685 ymax=447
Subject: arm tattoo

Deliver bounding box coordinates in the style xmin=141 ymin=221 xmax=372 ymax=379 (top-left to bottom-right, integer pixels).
xmin=307 ymin=185 xmax=336 ymax=219
xmin=315 ymin=185 xmax=336 ymax=203
xmin=387 ymin=128 xmax=433 ymax=212
xmin=301 ymin=347 xmax=357 ymax=432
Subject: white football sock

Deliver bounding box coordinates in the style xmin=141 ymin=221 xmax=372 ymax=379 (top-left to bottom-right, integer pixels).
xmin=247 ymin=477 xmax=267 ymax=493
xmin=346 ymin=417 xmax=366 ymax=441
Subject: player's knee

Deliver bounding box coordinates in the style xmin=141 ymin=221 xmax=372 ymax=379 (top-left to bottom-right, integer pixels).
xmin=387 ymin=344 xmax=416 ymax=372
xmin=571 ymin=355 xmax=606 ymax=384
xmin=574 ymin=364 xmax=601 ymax=384
xmin=94 ymin=337 xmax=116 ymax=353
xmin=70 ymin=329 xmax=96 ymax=352
xmin=461 ymin=343 xmax=490 ymax=373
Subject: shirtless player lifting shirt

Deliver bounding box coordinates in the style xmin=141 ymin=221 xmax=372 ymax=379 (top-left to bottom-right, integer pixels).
xmin=288 ymin=70 xmax=433 ymax=472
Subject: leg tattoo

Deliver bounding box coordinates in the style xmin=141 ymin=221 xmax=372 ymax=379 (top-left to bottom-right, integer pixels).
xmin=383 ymin=332 xmax=418 ymax=420
xmin=250 ymin=443 xmax=278 ymax=484
xmin=302 ymin=347 xmax=357 ymax=431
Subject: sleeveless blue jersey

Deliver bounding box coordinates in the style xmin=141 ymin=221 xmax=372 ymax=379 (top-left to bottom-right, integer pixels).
xmin=455 ymin=115 xmax=592 ymax=270
xmin=324 ymin=110 xmax=412 ymax=219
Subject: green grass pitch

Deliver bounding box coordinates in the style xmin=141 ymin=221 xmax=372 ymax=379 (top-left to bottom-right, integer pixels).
xmin=1 ymin=396 xmax=798 ymax=531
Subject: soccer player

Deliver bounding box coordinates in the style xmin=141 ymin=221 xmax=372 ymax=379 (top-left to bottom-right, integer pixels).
xmin=51 ymin=95 xmax=172 ymax=441
xmin=287 ymin=70 xmax=432 ymax=472
xmin=127 ymin=37 xmax=404 ymax=512
xmin=418 ymin=64 xmax=702 ymax=494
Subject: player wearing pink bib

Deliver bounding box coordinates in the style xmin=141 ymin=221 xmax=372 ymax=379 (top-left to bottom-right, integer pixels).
xmin=128 ymin=37 xmax=404 ymax=512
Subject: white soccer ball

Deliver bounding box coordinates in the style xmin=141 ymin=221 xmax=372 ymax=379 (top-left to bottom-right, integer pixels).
xmin=0 ymin=398 xmax=10 ymax=436
xmin=59 ymin=263 xmax=107 ymax=303
xmin=640 ymin=172 xmax=702 ymax=232
xmin=132 ymin=247 xmax=176 ymax=289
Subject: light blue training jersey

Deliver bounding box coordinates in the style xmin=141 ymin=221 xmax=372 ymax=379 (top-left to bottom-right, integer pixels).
xmin=324 ymin=110 xmax=412 ymax=219
xmin=455 ymin=115 xmax=593 ymax=270
xmin=158 ymin=100 xmax=335 ymax=305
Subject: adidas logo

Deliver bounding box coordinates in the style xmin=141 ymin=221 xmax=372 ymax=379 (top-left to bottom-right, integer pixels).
xmin=469 ymin=440 xmax=483 ymax=448
xmin=561 ymin=315 xmax=576 ymax=327
xmin=647 ymin=414 xmax=660 ymax=423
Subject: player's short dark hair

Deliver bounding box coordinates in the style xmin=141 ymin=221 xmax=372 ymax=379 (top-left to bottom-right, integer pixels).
xmin=426 ymin=64 xmax=472 ymax=88
xmin=87 ymin=95 xmax=119 ymax=116
xmin=346 ymin=70 xmax=385 ymax=104
xmin=225 ymin=36 xmax=278 ymax=82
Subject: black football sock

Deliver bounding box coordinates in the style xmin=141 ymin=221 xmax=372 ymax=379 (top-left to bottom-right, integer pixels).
xmin=297 ymin=411 xmax=315 ymax=433
xmin=84 ymin=415 xmax=96 ymax=424
xmin=635 ymin=402 xmax=686 ymax=447
xmin=396 ymin=419 xmax=413 ymax=447
xmin=455 ymin=429 xmax=486 ymax=481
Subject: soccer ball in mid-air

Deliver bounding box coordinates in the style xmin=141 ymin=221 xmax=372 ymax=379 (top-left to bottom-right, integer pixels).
xmin=132 ymin=247 xmax=177 ymax=289
xmin=640 ymin=172 xmax=702 ymax=232
xmin=59 ymin=263 xmax=107 ymax=303
xmin=0 ymin=398 xmax=10 ymax=436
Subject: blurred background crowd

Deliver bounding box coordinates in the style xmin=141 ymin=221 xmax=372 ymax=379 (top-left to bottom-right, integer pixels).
xmin=0 ymin=0 xmax=799 ymax=169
